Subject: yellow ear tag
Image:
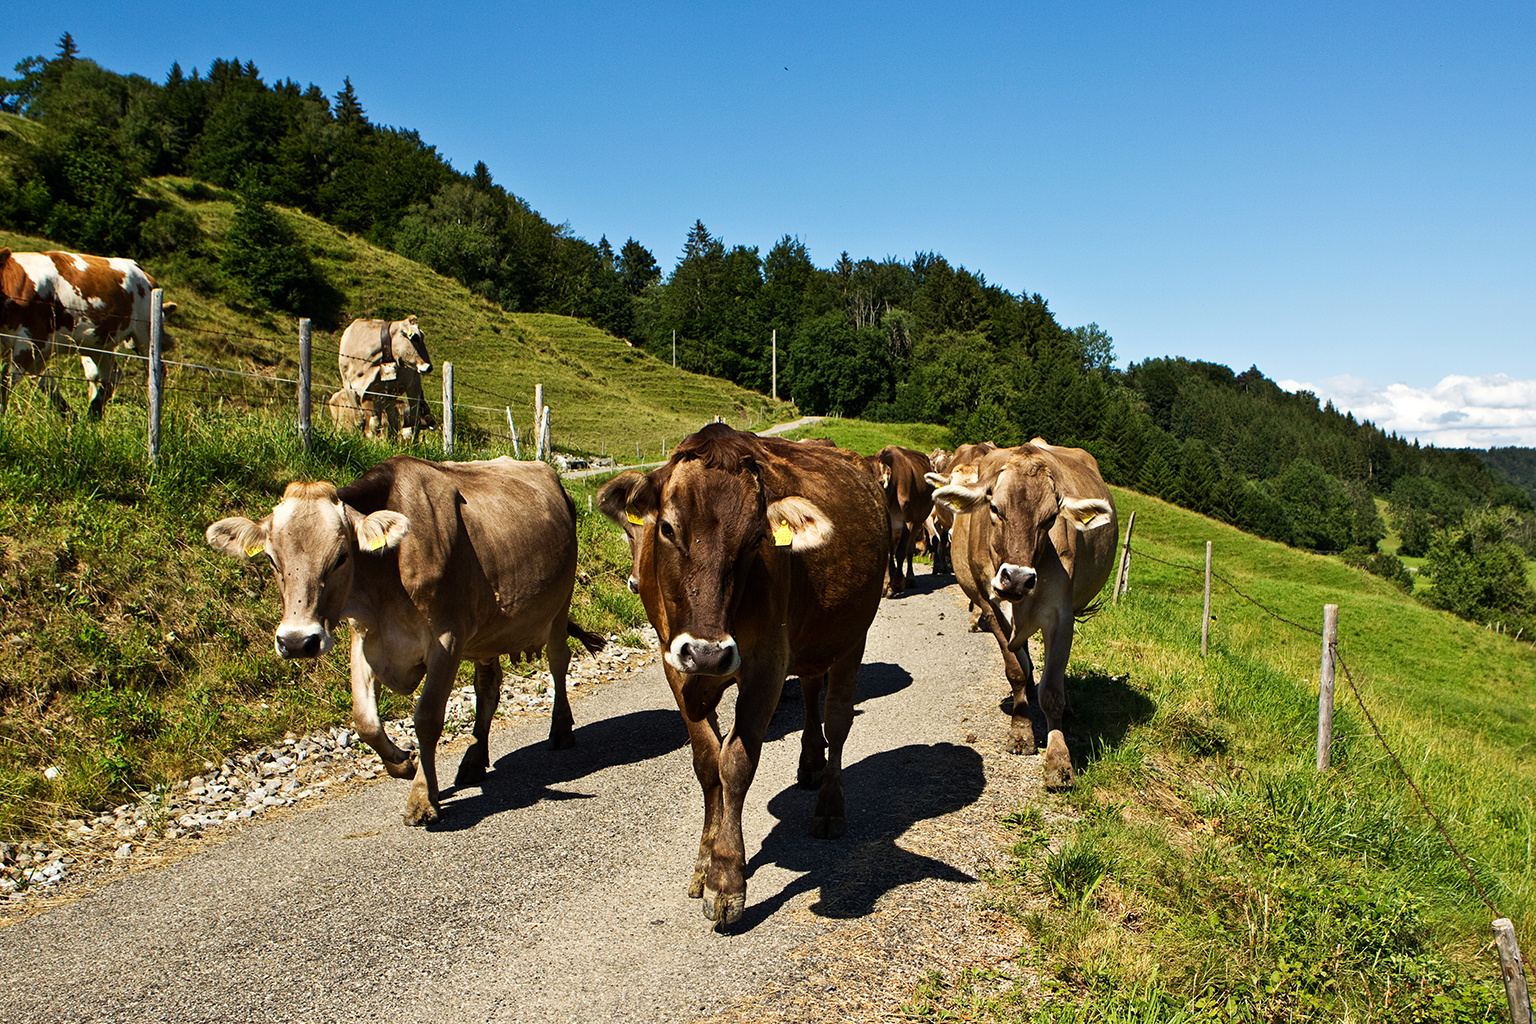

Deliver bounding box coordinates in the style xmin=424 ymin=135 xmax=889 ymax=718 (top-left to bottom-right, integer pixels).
xmin=368 ymin=534 xmax=385 ymax=552
xmin=626 ymin=509 xmax=644 ymax=526
xmin=773 ymin=520 xmax=793 ymax=546
xmin=245 ymin=543 xmax=264 ymax=558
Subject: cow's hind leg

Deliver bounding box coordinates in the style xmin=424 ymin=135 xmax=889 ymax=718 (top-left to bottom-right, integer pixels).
xmin=545 ymin=613 xmax=576 ymax=750
xmin=456 ymin=657 xmax=502 ymax=786
xmin=1037 ymin=618 xmax=1076 ymax=790
xmin=811 ymin=640 xmax=865 ymax=840
xmin=797 ymin=673 xmax=828 ymax=788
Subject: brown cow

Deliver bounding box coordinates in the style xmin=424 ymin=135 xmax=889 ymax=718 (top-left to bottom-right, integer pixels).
xmin=928 ymin=440 xmax=1116 ymax=789
xmin=206 ymin=455 xmax=601 ymax=825
xmin=0 ymin=248 xmax=176 ymax=419
xmin=874 ymin=446 xmax=935 ymax=593
xmin=597 ymin=424 xmax=888 ymax=927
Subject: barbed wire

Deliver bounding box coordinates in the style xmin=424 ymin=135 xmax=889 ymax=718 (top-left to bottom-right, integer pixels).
xmin=1122 ymin=541 xmax=1511 ymax=929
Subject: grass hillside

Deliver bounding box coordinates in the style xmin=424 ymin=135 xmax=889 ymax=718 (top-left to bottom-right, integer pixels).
xmin=909 ymin=486 xmax=1536 ymax=1021
xmin=3 ymin=175 xmax=795 ymax=461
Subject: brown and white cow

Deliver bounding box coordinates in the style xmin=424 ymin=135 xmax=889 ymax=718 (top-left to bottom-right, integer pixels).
xmin=337 ymin=317 xmax=432 ymax=439
xmin=928 ymin=440 xmax=1116 ymax=789
xmin=874 ymin=445 xmax=935 ymax=594
xmin=0 ymin=248 xmax=175 ymax=419
xmin=597 ymin=424 xmax=888 ymax=927
xmin=207 ymin=455 xmax=601 ymax=826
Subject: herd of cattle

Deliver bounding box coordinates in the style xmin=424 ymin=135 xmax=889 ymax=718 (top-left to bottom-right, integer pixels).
xmin=0 ymin=246 xmax=433 ymax=437
xmin=206 ymin=423 xmax=1119 ymax=929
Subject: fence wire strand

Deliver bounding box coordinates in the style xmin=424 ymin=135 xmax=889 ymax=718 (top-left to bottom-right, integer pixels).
xmin=1123 ymin=542 xmax=1514 ymax=933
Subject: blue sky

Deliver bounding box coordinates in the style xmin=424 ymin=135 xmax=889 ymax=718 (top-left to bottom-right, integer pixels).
xmin=9 ymin=2 xmax=1535 ymax=446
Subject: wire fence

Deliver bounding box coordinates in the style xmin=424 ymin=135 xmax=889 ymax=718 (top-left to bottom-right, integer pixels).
xmin=1122 ymin=540 xmax=1529 ymax=997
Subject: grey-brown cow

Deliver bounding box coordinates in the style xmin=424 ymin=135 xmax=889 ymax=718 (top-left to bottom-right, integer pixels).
xmin=929 ymin=440 xmax=1116 ymax=789
xmin=337 ymin=316 xmax=432 ymax=439
xmin=207 ymin=455 xmax=601 ymax=825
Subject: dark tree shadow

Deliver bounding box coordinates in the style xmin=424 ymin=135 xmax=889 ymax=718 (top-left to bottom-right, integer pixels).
xmin=426 ymin=708 xmax=687 ymax=832
xmin=995 ymin=670 xmax=1157 ymax=768
xmin=725 ymin=741 xmax=986 ymax=932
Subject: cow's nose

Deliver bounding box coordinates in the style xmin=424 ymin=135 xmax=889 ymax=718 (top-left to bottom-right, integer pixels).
xmin=667 ymin=634 xmax=740 ymax=676
xmin=275 ymin=630 xmax=325 ymax=660
xmin=419 ymin=361 xmax=433 ymax=374
xmin=628 ymin=576 xmax=640 ymax=594
xmin=994 ymin=564 xmax=1037 ymax=599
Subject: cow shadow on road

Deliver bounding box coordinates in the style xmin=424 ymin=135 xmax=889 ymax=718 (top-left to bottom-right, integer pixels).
xmin=730 ymin=741 xmax=985 ymax=932
xmin=770 ymin=662 xmax=913 ymax=743
xmin=428 ymin=708 xmax=687 ymax=832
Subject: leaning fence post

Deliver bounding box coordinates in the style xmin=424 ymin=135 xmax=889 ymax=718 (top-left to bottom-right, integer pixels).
xmin=1201 ymin=541 xmax=1213 ymax=655
xmin=1493 ymin=918 xmax=1533 ymax=1024
xmin=442 ymin=362 xmax=455 ymax=456
xmin=1316 ymin=604 xmax=1338 ymax=770
xmin=540 ymin=406 xmax=551 ymax=460
xmin=1114 ymin=511 xmax=1136 ymax=603
xmin=506 ymin=407 xmax=520 ymax=457
xmin=297 ymin=318 xmax=312 ymax=453
xmin=147 ymin=289 xmax=164 ymax=465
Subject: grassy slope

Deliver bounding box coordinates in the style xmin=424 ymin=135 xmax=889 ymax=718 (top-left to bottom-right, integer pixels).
xmin=908 ymin=488 xmax=1536 ymax=1021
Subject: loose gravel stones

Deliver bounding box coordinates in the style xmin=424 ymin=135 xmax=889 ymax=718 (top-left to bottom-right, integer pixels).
xmin=1 ymin=635 xmax=660 ymax=913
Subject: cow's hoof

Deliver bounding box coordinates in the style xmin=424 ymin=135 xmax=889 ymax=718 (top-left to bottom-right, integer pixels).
xmin=402 ymin=796 xmax=439 ymax=827
xmin=1042 ymin=730 xmax=1074 ymax=789
xmin=383 ymin=756 xmax=418 ymax=780
xmin=688 ymin=872 xmax=705 ymax=899
xmin=1003 ymin=731 xmax=1038 ymax=756
xmin=702 ymin=888 xmax=745 ymax=926
xmin=797 ymin=762 xmax=825 ymax=789
xmin=454 ymin=754 xmax=487 ymax=787
xmin=547 ymin=731 xmax=575 ymax=751
xmin=810 ymin=814 xmax=845 ymax=840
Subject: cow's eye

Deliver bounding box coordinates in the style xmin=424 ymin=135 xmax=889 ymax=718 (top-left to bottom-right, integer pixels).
xmin=332 ymin=551 xmax=349 ymax=572
xmin=659 ymin=520 xmax=676 ymax=541
xmin=989 ymin=502 xmax=1002 ymax=518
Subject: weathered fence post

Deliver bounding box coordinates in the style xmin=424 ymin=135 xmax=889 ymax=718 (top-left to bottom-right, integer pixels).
xmin=297 ymin=318 xmax=312 ymax=453
xmin=1316 ymin=604 xmax=1338 ymax=770
xmin=1114 ymin=511 xmax=1136 ymax=604
xmin=540 ymin=406 xmax=551 ymax=461
xmin=147 ymin=289 xmax=164 ymax=465
xmin=771 ymin=328 xmax=777 ymax=400
xmin=442 ymin=362 xmax=455 ymax=456
xmin=534 ymin=384 xmax=543 ymax=456
xmin=1201 ymin=542 xmax=1213 ymax=655
xmin=506 ymin=407 xmax=520 ymax=457
xmin=1493 ymin=918 xmax=1533 ymax=1024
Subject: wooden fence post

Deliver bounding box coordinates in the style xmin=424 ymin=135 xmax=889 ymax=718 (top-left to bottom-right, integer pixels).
xmin=1114 ymin=511 xmax=1136 ymax=604
xmin=442 ymin=362 xmax=455 ymax=456
xmin=1493 ymin=918 xmax=1533 ymax=1024
xmin=1201 ymin=541 xmax=1213 ymax=656
xmin=540 ymin=406 xmax=551 ymax=461
xmin=506 ymin=407 xmax=520 ymax=457
xmin=297 ymin=318 xmax=312 ymax=453
xmin=1317 ymin=604 xmax=1338 ymax=770
xmin=533 ymin=384 xmax=543 ymax=457
xmin=147 ymin=289 xmax=164 ymax=465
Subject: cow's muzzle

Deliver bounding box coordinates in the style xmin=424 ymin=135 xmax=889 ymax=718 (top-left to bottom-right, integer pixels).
xmin=665 ymin=633 xmax=741 ymax=676
xmin=991 ymin=563 xmax=1037 ymax=600
xmin=275 ymin=626 xmax=331 ymax=660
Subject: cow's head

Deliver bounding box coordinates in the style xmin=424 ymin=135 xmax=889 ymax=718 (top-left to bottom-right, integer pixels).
xmin=391 ymin=316 xmax=432 ymax=375
xmin=599 ymin=425 xmax=830 ymax=676
xmin=928 ymin=451 xmax=1112 ymax=601
xmin=206 ymin=482 xmax=410 ymax=659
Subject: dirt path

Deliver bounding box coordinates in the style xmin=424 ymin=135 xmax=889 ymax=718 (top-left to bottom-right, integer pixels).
xmin=0 ymin=567 xmax=1040 ymax=1023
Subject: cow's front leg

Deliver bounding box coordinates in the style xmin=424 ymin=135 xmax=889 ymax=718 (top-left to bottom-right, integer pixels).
xmin=670 ymin=665 xmax=726 ymax=902
xmin=987 ymin=599 xmax=1037 ymax=754
xmin=456 ymin=657 xmax=502 ymax=786
xmin=350 ymin=634 xmax=417 ymax=777
xmin=1036 ymin=617 xmax=1075 ymax=789
xmin=704 ymin=670 xmax=782 ymax=927
xmin=404 ymin=646 xmax=459 ymax=825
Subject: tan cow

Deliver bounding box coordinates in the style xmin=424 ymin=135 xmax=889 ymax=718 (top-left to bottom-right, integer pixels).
xmin=337 ymin=316 xmax=432 ymax=439
xmin=325 ymin=387 xmax=437 ymax=440
xmin=928 ymin=439 xmax=1116 ymax=789
xmin=0 ymin=248 xmax=176 ymax=419
xmin=207 ymin=455 xmax=602 ymax=825
xmin=597 ymin=424 xmax=889 ymax=927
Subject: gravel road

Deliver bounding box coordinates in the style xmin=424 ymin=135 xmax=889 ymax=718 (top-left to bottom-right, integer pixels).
xmin=0 ymin=567 xmax=1044 ymax=1023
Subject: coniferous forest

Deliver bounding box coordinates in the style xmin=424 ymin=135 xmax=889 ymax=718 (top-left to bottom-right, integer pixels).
xmin=3 ymin=38 xmax=1534 ymax=630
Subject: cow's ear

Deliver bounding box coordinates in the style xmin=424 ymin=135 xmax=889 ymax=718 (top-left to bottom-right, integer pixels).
xmin=356 ymin=510 xmax=411 ymax=553
xmin=597 ymin=470 xmax=655 ymax=527
xmin=206 ymin=516 xmax=269 ymax=560
xmin=932 ymin=482 xmax=988 ymax=515
xmin=766 ymin=496 xmax=833 ymax=552
xmin=1061 ymin=497 xmax=1114 ymax=531
xmin=923 ymin=471 xmax=948 ymax=490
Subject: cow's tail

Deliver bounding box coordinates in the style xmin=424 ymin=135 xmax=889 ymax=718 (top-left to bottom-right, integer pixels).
xmin=568 ymin=622 xmax=608 ymax=656
xmin=1074 ymin=599 xmax=1106 ymax=624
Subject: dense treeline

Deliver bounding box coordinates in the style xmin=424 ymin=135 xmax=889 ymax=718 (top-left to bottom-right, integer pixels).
xmin=2 ymin=38 xmax=1533 ymax=632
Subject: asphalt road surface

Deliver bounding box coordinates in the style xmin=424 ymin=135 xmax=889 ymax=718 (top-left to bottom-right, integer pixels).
xmin=0 ymin=566 xmax=1041 ymax=1023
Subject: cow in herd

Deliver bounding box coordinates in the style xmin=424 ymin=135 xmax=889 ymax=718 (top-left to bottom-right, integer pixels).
xmin=207 ymin=455 xmax=603 ymax=826
xmin=0 ymin=248 xmax=175 ymax=420
xmin=336 ymin=315 xmax=434 ymax=440
xmin=597 ymin=425 xmax=888 ymax=926
xmin=208 ymin=417 xmax=1118 ymax=926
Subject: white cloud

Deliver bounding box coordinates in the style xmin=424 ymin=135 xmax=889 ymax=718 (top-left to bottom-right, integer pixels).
xmin=1276 ymin=373 xmax=1536 ymax=449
